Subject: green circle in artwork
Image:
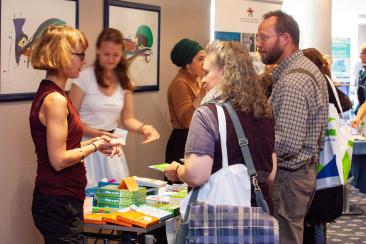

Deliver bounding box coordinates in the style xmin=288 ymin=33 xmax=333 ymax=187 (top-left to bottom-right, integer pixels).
xmin=136 ymin=25 xmax=153 ymax=48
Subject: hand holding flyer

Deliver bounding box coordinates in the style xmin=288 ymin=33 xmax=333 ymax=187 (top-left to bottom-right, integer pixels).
xmin=113 ymin=128 xmax=128 ymax=145
xmin=148 ymin=163 xmax=170 ymax=172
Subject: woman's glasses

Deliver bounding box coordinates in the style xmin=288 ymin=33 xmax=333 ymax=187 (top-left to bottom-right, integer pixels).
xmin=72 ymin=52 xmax=86 ymax=61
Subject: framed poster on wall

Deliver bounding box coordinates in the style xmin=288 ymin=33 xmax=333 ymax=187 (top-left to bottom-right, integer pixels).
xmin=0 ymin=0 xmax=78 ymax=102
xmin=104 ymin=0 xmax=161 ymax=92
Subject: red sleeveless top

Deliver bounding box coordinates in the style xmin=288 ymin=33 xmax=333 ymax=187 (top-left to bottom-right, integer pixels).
xmin=29 ymin=80 xmax=86 ymax=200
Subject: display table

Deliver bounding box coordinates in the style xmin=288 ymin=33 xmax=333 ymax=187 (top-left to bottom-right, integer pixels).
xmin=351 ymin=140 xmax=366 ymax=193
xmin=82 ymin=220 xmax=167 ymax=243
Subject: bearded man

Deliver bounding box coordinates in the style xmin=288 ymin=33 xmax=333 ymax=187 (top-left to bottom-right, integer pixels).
xmin=256 ymin=10 xmax=328 ymax=244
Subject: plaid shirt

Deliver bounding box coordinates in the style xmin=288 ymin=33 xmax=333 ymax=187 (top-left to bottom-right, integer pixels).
xmin=270 ymin=50 xmax=328 ymax=169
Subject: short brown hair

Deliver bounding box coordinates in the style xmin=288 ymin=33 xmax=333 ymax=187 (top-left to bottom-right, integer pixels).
xmin=263 ymin=10 xmax=299 ymax=47
xmin=30 ymin=25 xmax=88 ymax=73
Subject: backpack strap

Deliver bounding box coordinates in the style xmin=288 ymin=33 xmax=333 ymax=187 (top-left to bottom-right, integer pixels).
xmin=287 ymin=68 xmax=325 ymax=156
xmin=288 ymin=68 xmax=318 ymax=87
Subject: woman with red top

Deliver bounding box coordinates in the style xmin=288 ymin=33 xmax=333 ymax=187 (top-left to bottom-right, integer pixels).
xmin=29 ymin=26 xmax=121 ymax=243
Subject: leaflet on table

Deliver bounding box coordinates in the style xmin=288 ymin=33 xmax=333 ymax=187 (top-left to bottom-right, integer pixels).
xmin=102 ymin=212 xmax=133 ymax=227
xmin=113 ymin=128 xmax=128 ymax=145
xmin=134 ymin=176 xmax=167 ymax=188
xmin=146 ymin=194 xmax=184 ymax=205
xmin=116 ymin=209 xmax=160 ymax=228
xmin=130 ymin=205 xmax=173 ymax=220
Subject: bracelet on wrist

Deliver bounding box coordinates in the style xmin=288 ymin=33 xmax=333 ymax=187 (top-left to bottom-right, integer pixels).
xmin=175 ymin=164 xmax=180 ymax=173
xmin=91 ymin=142 xmax=98 ymax=153
xmin=79 ymin=148 xmax=85 ymax=163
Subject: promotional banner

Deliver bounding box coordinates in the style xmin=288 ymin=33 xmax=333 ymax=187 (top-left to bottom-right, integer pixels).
xmin=214 ymin=0 xmax=282 ymax=46
xmin=332 ymin=37 xmax=351 ymax=79
xmin=214 ymin=0 xmax=282 ymax=73
xmin=331 ymin=37 xmax=351 ymax=96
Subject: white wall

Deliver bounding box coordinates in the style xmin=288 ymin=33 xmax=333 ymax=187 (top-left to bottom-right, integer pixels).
xmin=358 ymin=24 xmax=366 ymax=52
xmin=332 ymin=0 xmax=366 ymax=73
xmin=282 ymin=0 xmax=332 ymax=54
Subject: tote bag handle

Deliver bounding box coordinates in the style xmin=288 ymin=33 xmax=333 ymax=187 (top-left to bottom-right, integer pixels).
xmin=223 ymin=101 xmax=270 ymax=213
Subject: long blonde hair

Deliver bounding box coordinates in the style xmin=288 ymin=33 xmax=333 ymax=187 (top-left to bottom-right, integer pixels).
xmin=206 ymin=41 xmax=271 ymax=118
xmin=30 ymin=25 xmax=88 ymax=73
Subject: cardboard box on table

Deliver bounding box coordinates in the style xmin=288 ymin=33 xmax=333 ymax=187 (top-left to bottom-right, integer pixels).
xmin=96 ymin=177 xmax=147 ymax=209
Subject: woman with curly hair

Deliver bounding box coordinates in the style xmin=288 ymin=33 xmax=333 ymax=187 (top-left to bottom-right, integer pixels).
xmin=165 ymin=41 xmax=277 ymax=213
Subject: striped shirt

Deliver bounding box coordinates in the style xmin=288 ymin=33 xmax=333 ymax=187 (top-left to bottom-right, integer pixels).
xmin=270 ymin=50 xmax=328 ymax=169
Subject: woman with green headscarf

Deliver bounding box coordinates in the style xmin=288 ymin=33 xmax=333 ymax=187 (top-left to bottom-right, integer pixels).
xmin=166 ymin=38 xmax=206 ymax=165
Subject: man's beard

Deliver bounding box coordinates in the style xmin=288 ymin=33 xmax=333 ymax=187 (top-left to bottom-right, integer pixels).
xmin=259 ymin=40 xmax=283 ymax=65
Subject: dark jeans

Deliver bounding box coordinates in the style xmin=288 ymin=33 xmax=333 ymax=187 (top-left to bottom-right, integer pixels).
xmin=165 ymin=128 xmax=188 ymax=185
xmin=32 ymin=189 xmax=84 ymax=244
xmin=303 ymin=223 xmax=326 ymax=244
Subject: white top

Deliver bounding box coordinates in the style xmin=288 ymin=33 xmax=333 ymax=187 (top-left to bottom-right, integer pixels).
xmin=73 ymin=67 xmax=125 ymax=131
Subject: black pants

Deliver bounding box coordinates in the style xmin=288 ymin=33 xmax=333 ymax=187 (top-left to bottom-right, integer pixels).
xmin=165 ymin=129 xmax=189 ymax=163
xmin=32 ymin=189 xmax=84 ymax=244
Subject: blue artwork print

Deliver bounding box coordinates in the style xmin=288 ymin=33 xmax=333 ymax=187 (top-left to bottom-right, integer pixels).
xmin=13 ymin=18 xmax=28 ymax=65
xmin=0 ymin=0 xmax=77 ymax=98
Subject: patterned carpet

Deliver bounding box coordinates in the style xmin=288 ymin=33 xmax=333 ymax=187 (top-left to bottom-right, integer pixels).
xmin=327 ymin=187 xmax=366 ymax=243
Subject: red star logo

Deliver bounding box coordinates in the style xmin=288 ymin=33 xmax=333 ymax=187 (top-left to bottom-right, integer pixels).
xmin=247 ymin=7 xmax=254 ymax=17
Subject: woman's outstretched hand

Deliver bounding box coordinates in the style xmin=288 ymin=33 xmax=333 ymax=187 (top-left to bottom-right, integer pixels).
xmin=140 ymin=124 xmax=160 ymax=144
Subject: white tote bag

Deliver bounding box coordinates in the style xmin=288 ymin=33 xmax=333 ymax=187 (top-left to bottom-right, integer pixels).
xmin=317 ymin=76 xmax=354 ymax=190
xmin=180 ymin=104 xmax=251 ymax=216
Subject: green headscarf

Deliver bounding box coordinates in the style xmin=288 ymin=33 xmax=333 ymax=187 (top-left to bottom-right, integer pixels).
xmin=170 ymin=38 xmax=203 ymax=67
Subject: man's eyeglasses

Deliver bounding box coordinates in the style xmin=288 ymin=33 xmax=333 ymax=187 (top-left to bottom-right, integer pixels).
xmin=72 ymin=52 xmax=86 ymax=61
xmin=255 ymin=34 xmax=279 ymax=43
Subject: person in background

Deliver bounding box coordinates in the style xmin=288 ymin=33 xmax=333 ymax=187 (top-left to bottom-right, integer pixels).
xmin=257 ymin=10 xmax=328 ymax=244
xmin=323 ymin=54 xmax=341 ymax=85
xmin=165 ymin=40 xmax=277 ymax=213
xmin=303 ymin=48 xmax=352 ymax=114
xmin=259 ymin=64 xmax=277 ymax=98
xmin=302 ymin=47 xmax=352 ymax=244
xmin=69 ymin=28 xmax=160 ymax=187
xmin=354 ymin=43 xmax=366 ymax=114
xmin=352 ymin=102 xmax=366 ymax=128
xmin=166 ymin=38 xmax=206 ymax=164
xmin=29 ymin=25 xmax=121 ymax=243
